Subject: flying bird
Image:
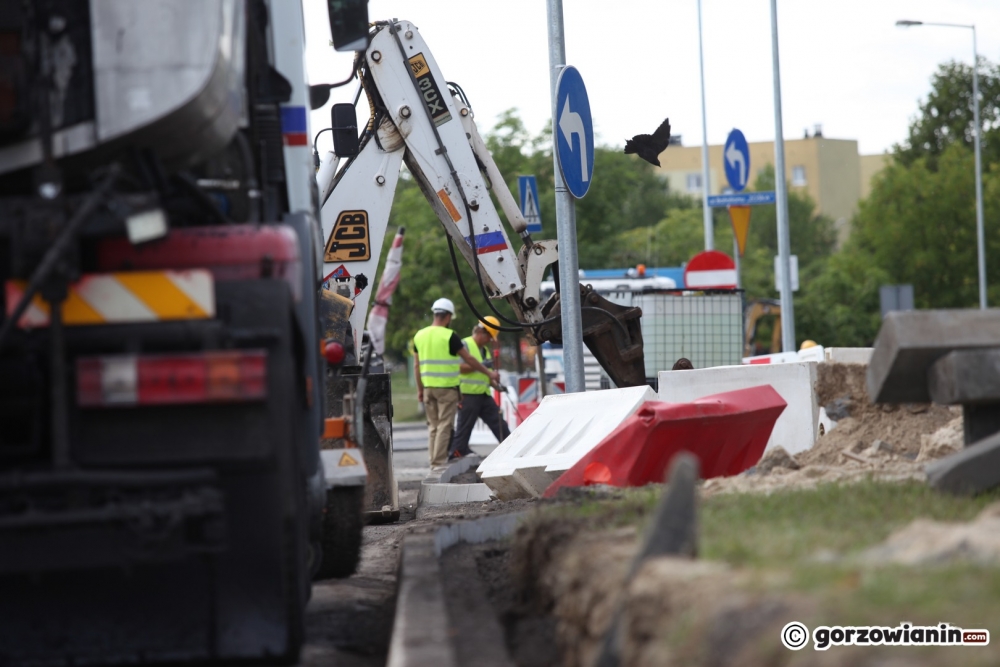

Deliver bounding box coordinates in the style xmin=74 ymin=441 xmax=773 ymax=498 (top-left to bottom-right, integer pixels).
xmin=624 ymin=118 xmax=671 ymax=167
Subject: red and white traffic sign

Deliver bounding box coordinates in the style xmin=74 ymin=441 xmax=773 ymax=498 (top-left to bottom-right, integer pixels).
xmin=684 ymin=250 xmax=737 ymax=289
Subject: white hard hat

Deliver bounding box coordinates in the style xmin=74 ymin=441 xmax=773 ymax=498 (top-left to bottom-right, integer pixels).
xmin=431 ymin=297 xmax=455 ymax=314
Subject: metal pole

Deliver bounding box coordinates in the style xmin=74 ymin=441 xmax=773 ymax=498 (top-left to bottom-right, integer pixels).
xmin=697 ymin=0 xmax=714 ymax=250
xmin=770 ymin=0 xmax=796 ymax=351
xmin=972 ymin=27 xmax=987 ymax=309
xmin=546 ymin=0 xmax=585 ymax=393
xmin=733 ymin=236 xmax=742 ymax=289
xmin=897 ymin=20 xmax=988 ymax=308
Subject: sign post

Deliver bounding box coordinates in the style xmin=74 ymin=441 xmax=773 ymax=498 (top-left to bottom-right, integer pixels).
xmin=518 ymin=176 xmax=543 ymax=233
xmin=546 ymin=1 xmax=592 ymax=394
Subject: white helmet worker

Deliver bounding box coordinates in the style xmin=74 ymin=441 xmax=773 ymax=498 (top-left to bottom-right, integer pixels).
xmin=431 ymin=297 xmax=455 ymax=315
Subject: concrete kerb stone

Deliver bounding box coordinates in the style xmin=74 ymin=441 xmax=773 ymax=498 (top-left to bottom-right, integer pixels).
xmin=432 ymin=511 xmax=528 ymax=556
xmin=386 ymin=512 xmax=528 ymax=667
xmin=386 ymin=533 xmax=458 ymax=667
xmin=418 ymin=455 xmax=495 ymax=506
xmin=657 ymin=361 xmax=819 ymax=456
xmin=477 ymin=385 xmax=658 ymax=500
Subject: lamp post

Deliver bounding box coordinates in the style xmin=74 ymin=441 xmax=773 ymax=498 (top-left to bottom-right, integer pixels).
xmin=897 ymin=19 xmax=987 ymax=310
xmin=697 ymin=0 xmax=713 ymax=250
xmin=771 ymin=0 xmax=796 ymax=352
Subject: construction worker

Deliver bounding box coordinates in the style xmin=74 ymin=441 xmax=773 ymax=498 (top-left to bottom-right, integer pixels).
xmin=413 ymin=298 xmax=499 ymax=467
xmin=449 ymin=317 xmax=511 ymax=460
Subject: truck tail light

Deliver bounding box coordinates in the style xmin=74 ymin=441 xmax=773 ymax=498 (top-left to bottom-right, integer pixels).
xmin=77 ymin=351 xmax=267 ymax=408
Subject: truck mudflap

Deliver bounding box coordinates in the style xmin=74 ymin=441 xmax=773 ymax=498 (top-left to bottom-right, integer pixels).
xmin=538 ymin=283 xmax=647 ymax=388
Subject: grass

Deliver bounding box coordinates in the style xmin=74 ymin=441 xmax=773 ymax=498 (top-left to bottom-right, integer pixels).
xmin=533 ymin=481 xmax=1000 ymax=639
xmin=390 ymin=368 xmax=423 ymax=423
xmin=699 ymin=480 xmax=1000 ymax=566
xmin=700 ymin=482 xmax=1000 ymax=632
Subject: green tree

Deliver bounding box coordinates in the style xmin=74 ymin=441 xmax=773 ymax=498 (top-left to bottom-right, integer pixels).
xmin=895 ymin=57 xmax=1000 ymax=169
xmin=609 ymin=165 xmax=836 ymax=304
xmin=850 ymin=142 xmax=1000 ymax=309
xmin=373 ymin=109 xmax=684 ymax=358
xmin=795 ymin=251 xmax=891 ymax=347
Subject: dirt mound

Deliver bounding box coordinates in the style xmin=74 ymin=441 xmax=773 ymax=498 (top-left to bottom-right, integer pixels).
xmin=801 ymin=362 xmax=959 ymax=466
xmin=860 ymin=502 xmax=1000 ymax=566
xmin=704 ymin=364 xmax=964 ymax=496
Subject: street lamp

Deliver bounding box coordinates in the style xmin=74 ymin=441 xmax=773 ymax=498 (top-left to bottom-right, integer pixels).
xmin=897 ymin=19 xmax=987 ymax=310
xmin=697 ymin=0 xmax=713 ymax=250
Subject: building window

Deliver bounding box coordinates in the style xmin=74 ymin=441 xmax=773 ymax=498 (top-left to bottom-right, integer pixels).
xmin=792 ymin=166 xmax=807 ymax=186
xmin=686 ymin=173 xmax=702 ymax=193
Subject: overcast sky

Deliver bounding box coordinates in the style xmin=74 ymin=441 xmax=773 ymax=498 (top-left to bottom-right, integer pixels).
xmin=303 ymin=0 xmax=1000 ymax=157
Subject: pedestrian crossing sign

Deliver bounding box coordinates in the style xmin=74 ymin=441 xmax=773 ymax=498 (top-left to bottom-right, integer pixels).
xmin=518 ymin=176 xmax=543 ymax=233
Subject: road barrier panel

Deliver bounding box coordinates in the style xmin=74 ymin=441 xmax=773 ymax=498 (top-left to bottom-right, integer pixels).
xmin=477 ymin=385 xmax=658 ymax=500
xmin=658 ymin=361 xmax=818 ymax=456
xmin=544 ymin=386 xmax=786 ymax=497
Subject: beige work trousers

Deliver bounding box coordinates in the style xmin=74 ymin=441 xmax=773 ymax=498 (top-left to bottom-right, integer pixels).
xmin=424 ymin=386 xmax=460 ymax=467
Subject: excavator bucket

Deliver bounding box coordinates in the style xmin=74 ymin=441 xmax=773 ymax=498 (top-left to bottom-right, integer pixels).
xmin=538 ymin=284 xmax=647 ymax=388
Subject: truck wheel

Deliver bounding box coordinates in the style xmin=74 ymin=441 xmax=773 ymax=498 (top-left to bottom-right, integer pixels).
xmin=315 ymin=486 xmax=364 ymax=579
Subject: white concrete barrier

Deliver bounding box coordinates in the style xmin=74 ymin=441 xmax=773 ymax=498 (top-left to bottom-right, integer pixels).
xmin=476 ymin=385 xmax=657 ymax=499
xmin=658 ymin=362 xmax=818 ymax=456
xmin=824 ymin=347 xmax=873 ymax=364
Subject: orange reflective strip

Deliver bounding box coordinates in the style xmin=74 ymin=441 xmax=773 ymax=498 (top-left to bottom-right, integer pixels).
xmin=437 ymin=189 xmax=462 ymax=222
xmin=116 ymin=272 xmax=209 ymax=320
xmin=61 ymin=287 xmax=104 ymax=324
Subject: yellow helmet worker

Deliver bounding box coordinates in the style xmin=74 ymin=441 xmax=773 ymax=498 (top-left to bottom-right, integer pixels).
xmin=479 ymin=316 xmax=500 ymax=341
xmin=449 ymin=316 xmax=510 ymax=459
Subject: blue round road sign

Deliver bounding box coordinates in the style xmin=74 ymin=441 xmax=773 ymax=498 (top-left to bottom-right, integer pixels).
xmin=724 ymin=129 xmax=750 ymax=192
xmin=555 ymin=66 xmax=594 ymax=199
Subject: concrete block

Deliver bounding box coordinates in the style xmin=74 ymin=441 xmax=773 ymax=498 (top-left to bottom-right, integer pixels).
xmin=477 ymin=386 xmax=657 ymax=500
xmin=926 ymin=430 xmax=1000 ymax=495
xmin=928 ymin=349 xmax=1000 ymax=405
xmin=512 ymin=466 xmax=558 ymax=498
xmin=657 ymin=361 xmax=818 ymax=456
xmin=825 ymin=347 xmax=873 ymax=364
xmin=436 ymin=455 xmax=482 ymax=484
xmin=432 ymin=512 xmax=527 ymax=556
xmin=418 ymin=482 xmax=494 ymax=506
xmin=867 ymin=310 xmax=1000 ymax=404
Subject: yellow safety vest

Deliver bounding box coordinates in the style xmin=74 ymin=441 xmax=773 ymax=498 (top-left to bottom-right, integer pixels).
xmin=460 ymin=336 xmax=493 ymax=395
xmin=414 ymin=325 xmax=460 ymax=388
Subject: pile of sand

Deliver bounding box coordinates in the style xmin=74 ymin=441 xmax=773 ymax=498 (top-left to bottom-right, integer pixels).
xmin=860 ymin=502 xmax=1000 ymax=566
xmin=703 ymin=363 xmax=964 ymax=497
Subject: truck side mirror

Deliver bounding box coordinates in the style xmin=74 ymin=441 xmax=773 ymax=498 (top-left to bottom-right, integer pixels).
xmin=331 ymin=103 xmax=359 ymax=157
xmin=327 ymin=0 xmax=370 ymax=52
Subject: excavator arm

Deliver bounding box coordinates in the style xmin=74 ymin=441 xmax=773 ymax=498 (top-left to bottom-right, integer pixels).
xmin=318 ymin=20 xmax=646 ymax=388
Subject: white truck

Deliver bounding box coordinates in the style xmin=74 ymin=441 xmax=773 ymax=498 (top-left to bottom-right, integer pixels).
xmin=0 ymin=1 xmax=365 ymax=663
